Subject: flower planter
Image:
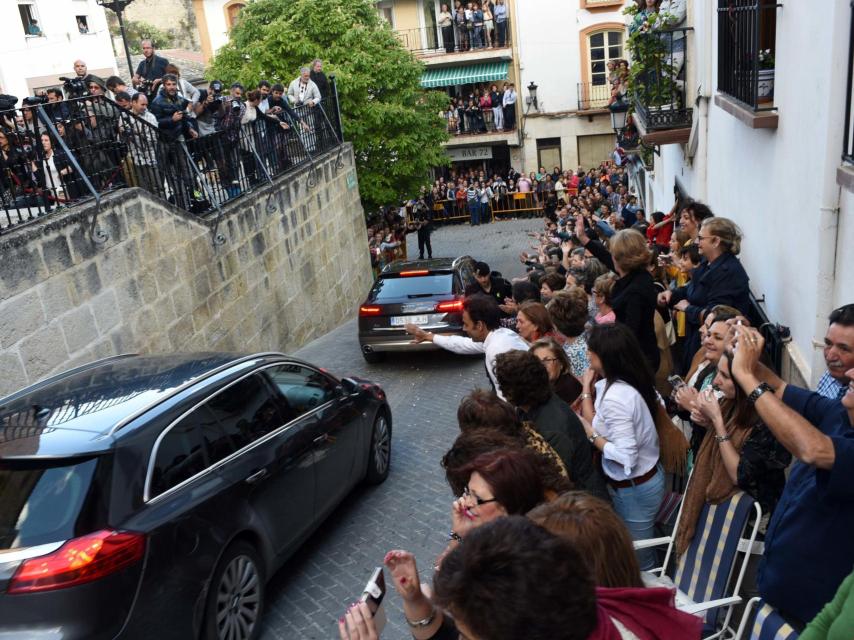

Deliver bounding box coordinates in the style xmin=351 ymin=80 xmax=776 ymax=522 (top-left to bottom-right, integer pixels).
xmin=757 ymin=68 xmax=775 ymax=101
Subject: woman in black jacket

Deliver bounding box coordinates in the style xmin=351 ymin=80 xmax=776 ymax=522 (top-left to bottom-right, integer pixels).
xmin=575 ymin=215 xmax=660 ymax=371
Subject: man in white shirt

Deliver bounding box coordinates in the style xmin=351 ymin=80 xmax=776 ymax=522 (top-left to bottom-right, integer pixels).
xmin=405 ymin=294 xmax=528 ymax=400
xmin=287 ymin=67 xmax=321 ymax=107
xmin=502 ymin=82 xmax=517 ymax=130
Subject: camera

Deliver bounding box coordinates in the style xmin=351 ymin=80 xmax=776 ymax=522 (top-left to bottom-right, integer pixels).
xmin=22 ymin=95 xmax=48 ymax=106
xmin=59 ymin=76 xmax=88 ymax=99
xmin=137 ymin=78 xmax=155 ymax=96
xmin=210 ymin=80 xmax=224 ymax=97
xmin=230 ymin=99 xmax=242 ymax=113
xmin=0 ymin=94 xmax=18 ymax=111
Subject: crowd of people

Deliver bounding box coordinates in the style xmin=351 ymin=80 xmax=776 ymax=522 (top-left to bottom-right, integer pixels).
xmin=347 ymin=158 xmax=854 ymax=639
xmin=436 ymin=1 xmax=510 ymax=54
xmin=0 ymin=41 xmax=337 ymax=216
xmin=440 ymin=82 xmax=517 ymax=135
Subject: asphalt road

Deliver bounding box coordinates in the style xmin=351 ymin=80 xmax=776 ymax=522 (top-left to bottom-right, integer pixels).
xmin=259 ymin=218 xmax=541 ymax=639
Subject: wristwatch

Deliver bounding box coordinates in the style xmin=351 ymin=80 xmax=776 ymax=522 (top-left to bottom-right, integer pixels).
xmin=748 ymin=382 xmax=773 ymax=404
xmin=714 ymin=434 xmax=731 ymax=443
xmin=579 ymin=392 xmax=592 ymax=400
xmin=588 ymin=432 xmax=601 ymax=444
xmin=406 ymin=607 xmax=437 ymax=628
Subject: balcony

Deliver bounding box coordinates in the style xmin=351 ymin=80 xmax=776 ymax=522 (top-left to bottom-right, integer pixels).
xmin=714 ymin=0 xmax=779 ymax=129
xmin=577 ymin=82 xmax=612 ymax=111
xmin=395 ymin=22 xmax=512 ymax=67
xmin=441 ymin=110 xmax=519 ymax=147
xmin=629 ymin=27 xmax=694 ymax=145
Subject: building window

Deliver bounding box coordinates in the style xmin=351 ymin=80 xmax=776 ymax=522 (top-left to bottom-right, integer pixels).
xmin=225 ymin=2 xmax=245 ymax=31
xmin=537 ymin=138 xmax=562 ymax=172
xmin=716 ymin=0 xmax=778 ymax=111
xmin=76 ymin=15 xmax=89 ymax=33
xmin=18 ymin=3 xmax=42 ymax=36
xmin=589 ymin=30 xmax=623 ymax=86
xmin=377 ymin=1 xmax=394 ymax=27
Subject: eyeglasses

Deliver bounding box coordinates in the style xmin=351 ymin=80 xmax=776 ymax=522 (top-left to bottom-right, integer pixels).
xmin=538 ymin=357 xmax=559 ymax=364
xmin=463 ymin=486 xmax=498 ymax=506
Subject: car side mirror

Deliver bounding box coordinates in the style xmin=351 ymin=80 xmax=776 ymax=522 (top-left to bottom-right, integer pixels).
xmin=339 ymin=377 xmax=360 ymax=397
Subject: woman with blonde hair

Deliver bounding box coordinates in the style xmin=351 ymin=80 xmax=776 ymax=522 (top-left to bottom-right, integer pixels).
xmin=575 ymin=219 xmax=661 ymax=371
xmin=659 ymin=216 xmax=751 ymax=372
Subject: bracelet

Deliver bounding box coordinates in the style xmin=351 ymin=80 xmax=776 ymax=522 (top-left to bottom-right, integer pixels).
xmin=580 ymin=392 xmax=592 ymax=400
xmin=748 ymin=382 xmax=773 ymax=404
xmin=448 ymin=530 xmax=464 ymax=543
xmin=714 ymin=434 xmax=731 ymax=443
xmin=406 ymin=607 xmax=437 ymax=628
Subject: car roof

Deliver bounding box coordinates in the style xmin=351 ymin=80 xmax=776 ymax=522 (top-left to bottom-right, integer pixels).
xmin=0 ymin=353 xmax=292 ymax=458
xmin=381 ymin=256 xmax=470 ymax=274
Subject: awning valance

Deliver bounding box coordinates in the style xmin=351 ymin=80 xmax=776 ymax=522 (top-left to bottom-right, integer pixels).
xmin=420 ymin=62 xmax=510 ymax=89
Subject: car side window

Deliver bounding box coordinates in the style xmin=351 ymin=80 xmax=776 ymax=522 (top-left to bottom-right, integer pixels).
xmin=205 ymin=374 xmax=285 ymax=453
xmin=263 ymin=364 xmax=337 ymax=423
xmin=150 ymin=415 xmax=209 ymax=498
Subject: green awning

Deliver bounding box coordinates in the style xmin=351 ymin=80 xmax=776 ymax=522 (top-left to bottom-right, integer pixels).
xmin=421 ymin=62 xmax=510 ymax=89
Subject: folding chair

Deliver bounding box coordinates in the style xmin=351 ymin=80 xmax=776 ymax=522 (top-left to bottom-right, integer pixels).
xmin=636 ymin=490 xmax=762 ymax=639
xmin=734 ymin=598 xmax=799 ymax=640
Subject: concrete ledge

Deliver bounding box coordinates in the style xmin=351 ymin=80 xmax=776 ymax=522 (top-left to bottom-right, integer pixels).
xmin=714 ymin=93 xmax=779 ymax=129
xmin=836 ymin=163 xmax=854 ymax=194
xmin=635 ymin=114 xmax=691 ymax=146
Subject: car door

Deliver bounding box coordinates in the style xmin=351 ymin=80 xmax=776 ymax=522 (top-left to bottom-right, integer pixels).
xmin=204 ymin=372 xmax=316 ymax=557
xmin=261 ymin=364 xmax=362 ymax=521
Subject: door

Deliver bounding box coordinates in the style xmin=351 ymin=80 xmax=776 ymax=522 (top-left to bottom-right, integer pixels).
xmin=577 ymin=133 xmax=616 ymax=169
xmin=262 ymin=364 xmax=361 ymax=520
xmin=205 ymin=372 xmax=316 ymax=556
xmin=420 ymin=0 xmax=439 ymax=50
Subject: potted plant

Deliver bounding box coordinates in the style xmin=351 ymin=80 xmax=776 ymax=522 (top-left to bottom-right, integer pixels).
xmin=757 ymin=49 xmax=775 ymax=100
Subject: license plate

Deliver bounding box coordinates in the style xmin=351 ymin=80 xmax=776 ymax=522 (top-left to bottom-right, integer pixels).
xmin=391 ymin=315 xmax=429 ymax=326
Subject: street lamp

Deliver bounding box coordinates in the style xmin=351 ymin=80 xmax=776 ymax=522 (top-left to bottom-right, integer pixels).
xmin=526 ymin=81 xmax=538 ymax=111
xmin=96 ymin=0 xmax=136 ymax=79
xmin=609 ymin=99 xmax=629 ymax=134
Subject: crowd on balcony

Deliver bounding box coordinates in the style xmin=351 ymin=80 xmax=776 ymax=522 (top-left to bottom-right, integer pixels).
xmin=354 ymin=157 xmax=854 ymax=639
xmin=436 ymin=0 xmax=509 ymax=54
xmin=441 ymin=82 xmax=517 ymax=135
xmin=0 ymin=41 xmax=338 ymax=219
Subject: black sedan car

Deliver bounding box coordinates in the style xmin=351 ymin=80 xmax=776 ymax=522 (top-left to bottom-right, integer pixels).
xmin=358 ymin=256 xmax=476 ymax=363
xmin=0 ymin=352 xmax=392 ymax=640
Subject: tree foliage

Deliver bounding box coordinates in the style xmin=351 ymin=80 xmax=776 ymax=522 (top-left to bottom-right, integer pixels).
xmin=208 ymin=0 xmax=450 ymax=211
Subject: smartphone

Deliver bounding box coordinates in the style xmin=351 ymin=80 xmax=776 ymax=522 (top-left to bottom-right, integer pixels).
xmin=667 ymin=374 xmax=687 ymax=391
xmin=359 ymin=567 xmax=387 ymax=634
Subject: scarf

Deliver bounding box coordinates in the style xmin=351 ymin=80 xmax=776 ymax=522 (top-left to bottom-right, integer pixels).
xmin=588 ymin=587 xmax=702 ymax=640
xmin=674 ymin=408 xmax=755 ymax=556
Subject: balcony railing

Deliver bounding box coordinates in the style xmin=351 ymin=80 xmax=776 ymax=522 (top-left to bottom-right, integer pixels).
xmin=844 ymin=0 xmax=854 ymax=163
xmin=0 ymin=86 xmax=344 ymax=235
xmin=395 ymin=19 xmax=511 ymax=56
xmin=716 ymin=1 xmax=779 ymax=111
xmin=577 ymin=82 xmax=612 ymax=110
xmin=442 ymin=107 xmax=517 ymax=136
xmin=630 ymin=27 xmax=693 ymax=132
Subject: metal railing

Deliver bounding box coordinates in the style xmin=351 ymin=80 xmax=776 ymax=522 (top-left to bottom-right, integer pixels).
xmin=0 ymin=86 xmax=344 ymax=236
xmin=630 ymin=27 xmax=693 ymax=131
xmin=577 ymin=82 xmax=612 ymax=111
xmin=844 ymin=0 xmax=854 ymax=163
xmin=395 ymin=17 xmax=511 ymax=55
xmin=716 ymin=1 xmax=780 ymax=111
xmin=442 ymin=104 xmax=517 ymax=135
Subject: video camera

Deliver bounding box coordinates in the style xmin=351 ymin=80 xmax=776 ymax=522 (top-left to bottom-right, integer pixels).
xmin=0 ymin=94 xmax=18 ymax=112
xmin=137 ymin=78 xmax=155 ymax=97
xmin=59 ymin=76 xmax=88 ymax=99
xmin=22 ymin=95 xmax=48 ymax=107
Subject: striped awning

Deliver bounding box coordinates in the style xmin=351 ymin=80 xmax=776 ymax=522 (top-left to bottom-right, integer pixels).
xmin=421 ymin=62 xmax=510 ymax=88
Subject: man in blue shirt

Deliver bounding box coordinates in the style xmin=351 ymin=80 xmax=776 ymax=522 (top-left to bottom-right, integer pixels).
xmin=815 ymin=304 xmax=854 ymax=400
xmin=732 ymin=326 xmax=854 ymax=629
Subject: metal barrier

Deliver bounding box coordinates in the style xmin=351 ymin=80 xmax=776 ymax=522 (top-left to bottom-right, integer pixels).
xmin=490 ymin=191 xmax=543 ymax=218
xmin=0 ymin=88 xmax=344 ymax=239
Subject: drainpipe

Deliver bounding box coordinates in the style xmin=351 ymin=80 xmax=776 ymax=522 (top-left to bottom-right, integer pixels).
xmin=809 ymin=197 xmax=841 ymax=386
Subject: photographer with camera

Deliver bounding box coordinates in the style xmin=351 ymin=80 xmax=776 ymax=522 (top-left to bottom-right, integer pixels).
xmin=45 ymin=89 xmax=72 ymax=121
xmin=262 ymin=82 xmax=308 ymax=172
xmin=119 ymin=93 xmax=165 ymax=198
xmin=133 ymin=40 xmax=169 ymax=100
xmin=150 ymin=74 xmax=198 ymax=207
xmin=83 ymin=77 xmax=127 ymax=188
xmin=212 ymin=83 xmax=247 ymax=198
xmin=0 ymin=127 xmax=48 ymax=211
xmin=106 ymin=76 xmax=136 ymax=100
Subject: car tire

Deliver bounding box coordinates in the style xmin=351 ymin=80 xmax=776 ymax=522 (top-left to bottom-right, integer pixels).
xmin=203 ymin=540 xmax=265 ymax=640
xmin=361 ymin=350 xmax=385 ymax=364
xmin=365 ymin=411 xmax=391 ymax=484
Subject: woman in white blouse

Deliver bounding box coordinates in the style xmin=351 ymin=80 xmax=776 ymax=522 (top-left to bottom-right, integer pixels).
xmin=578 ymin=322 xmax=663 ymax=570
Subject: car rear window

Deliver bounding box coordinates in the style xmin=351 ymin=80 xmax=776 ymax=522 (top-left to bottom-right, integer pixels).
xmin=371 ymin=274 xmax=453 ymax=301
xmin=0 ymin=456 xmax=109 ymax=550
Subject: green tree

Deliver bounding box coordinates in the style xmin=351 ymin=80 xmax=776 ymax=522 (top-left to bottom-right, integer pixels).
xmin=107 ymin=18 xmax=174 ymax=54
xmin=207 ymin=0 xmax=449 ymax=211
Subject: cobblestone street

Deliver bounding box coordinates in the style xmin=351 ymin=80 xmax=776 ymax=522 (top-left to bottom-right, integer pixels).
xmin=260 ymin=218 xmax=540 ymax=639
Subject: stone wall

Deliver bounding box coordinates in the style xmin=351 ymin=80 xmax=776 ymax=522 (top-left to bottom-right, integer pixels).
xmin=0 ymin=145 xmax=372 ymax=396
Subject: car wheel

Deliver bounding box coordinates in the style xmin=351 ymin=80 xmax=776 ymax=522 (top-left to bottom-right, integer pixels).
xmin=203 ymin=540 xmax=265 ymax=640
xmin=361 ymin=350 xmax=385 ymax=364
xmin=365 ymin=411 xmax=391 ymax=484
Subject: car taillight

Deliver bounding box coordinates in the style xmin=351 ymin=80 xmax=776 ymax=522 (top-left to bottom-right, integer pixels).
xmin=435 ymin=300 xmax=464 ymax=313
xmin=359 ymin=305 xmax=382 ymax=316
xmin=7 ymin=530 xmax=145 ymax=594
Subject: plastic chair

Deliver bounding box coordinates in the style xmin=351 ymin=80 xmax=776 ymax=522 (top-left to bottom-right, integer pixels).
xmin=636 ymin=490 xmax=762 ymax=639
xmin=734 ymin=598 xmax=800 ymax=640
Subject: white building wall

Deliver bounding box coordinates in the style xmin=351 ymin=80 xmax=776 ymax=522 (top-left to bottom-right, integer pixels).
xmin=643 ymin=0 xmax=854 ymax=385
xmin=0 ymin=0 xmax=116 ymax=100
xmin=203 ymin=0 xmax=231 ymax=55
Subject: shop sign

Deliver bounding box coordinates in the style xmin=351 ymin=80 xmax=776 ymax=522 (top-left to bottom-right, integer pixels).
xmin=447 ymin=146 xmax=493 ymax=161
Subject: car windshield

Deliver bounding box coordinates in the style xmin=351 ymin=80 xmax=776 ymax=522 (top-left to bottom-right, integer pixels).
xmin=371 ymin=274 xmax=452 ymax=301
xmin=0 ymin=457 xmax=108 ymax=550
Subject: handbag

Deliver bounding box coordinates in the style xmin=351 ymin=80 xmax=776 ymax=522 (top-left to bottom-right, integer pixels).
xmin=654 ymin=403 xmax=690 ymax=476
